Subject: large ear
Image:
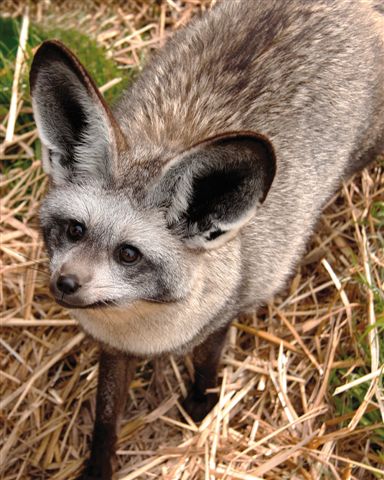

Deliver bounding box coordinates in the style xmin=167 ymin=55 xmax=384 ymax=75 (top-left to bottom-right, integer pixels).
xmin=156 ymin=132 xmax=276 ymax=249
xmin=30 ymin=40 xmax=125 ymax=184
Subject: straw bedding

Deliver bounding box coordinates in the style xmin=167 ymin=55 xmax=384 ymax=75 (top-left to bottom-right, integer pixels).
xmin=1 ymin=1 xmax=383 ymax=479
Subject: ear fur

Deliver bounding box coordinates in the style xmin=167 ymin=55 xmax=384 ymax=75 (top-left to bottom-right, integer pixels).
xmin=156 ymin=132 xmax=276 ymax=249
xmin=30 ymin=40 xmax=125 ymax=184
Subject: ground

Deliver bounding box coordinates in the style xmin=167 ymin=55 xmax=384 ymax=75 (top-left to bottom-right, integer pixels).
xmin=1 ymin=1 xmax=383 ymax=479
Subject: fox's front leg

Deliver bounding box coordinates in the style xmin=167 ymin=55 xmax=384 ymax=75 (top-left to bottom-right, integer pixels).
xmin=183 ymin=323 xmax=230 ymax=422
xmin=80 ymin=348 xmax=137 ymax=480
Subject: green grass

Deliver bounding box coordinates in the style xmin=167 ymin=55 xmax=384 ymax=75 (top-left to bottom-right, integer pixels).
xmin=328 ymin=190 xmax=384 ymax=463
xmin=1 ymin=15 xmax=133 ymax=172
xmin=371 ymin=200 xmax=384 ymax=239
xmin=330 ymin=366 xmax=384 ymax=452
xmin=0 ymin=16 xmax=128 ymax=103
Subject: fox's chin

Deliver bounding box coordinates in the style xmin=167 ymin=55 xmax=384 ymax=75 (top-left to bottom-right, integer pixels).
xmin=54 ymin=296 xmax=179 ymax=310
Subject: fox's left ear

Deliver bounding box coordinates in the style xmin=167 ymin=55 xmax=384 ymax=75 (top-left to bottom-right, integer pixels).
xmin=30 ymin=40 xmax=124 ymax=185
xmin=156 ymin=132 xmax=276 ymax=249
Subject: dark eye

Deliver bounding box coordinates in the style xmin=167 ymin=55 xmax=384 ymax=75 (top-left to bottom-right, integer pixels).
xmin=67 ymin=221 xmax=86 ymax=242
xmin=118 ymin=244 xmax=142 ymax=265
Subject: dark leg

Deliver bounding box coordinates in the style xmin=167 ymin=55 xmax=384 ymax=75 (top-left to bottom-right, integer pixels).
xmin=183 ymin=323 xmax=230 ymax=422
xmin=80 ymin=348 xmax=137 ymax=480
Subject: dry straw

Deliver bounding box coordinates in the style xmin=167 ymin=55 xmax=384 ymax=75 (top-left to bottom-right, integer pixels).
xmin=1 ymin=1 xmax=383 ymax=479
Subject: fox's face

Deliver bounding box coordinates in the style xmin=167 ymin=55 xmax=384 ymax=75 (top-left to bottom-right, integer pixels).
xmin=31 ymin=41 xmax=276 ymax=351
xmin=40 ymin=182 xmax=193 ymax=310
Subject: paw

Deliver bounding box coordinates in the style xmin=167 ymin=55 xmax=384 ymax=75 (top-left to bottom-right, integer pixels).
xmin=77 ymin=475 xmax=103 ymax=480
xmin=77 ymin=471 xmax=112 ymax=480
xmin=77 ymin=471 xmax=111 ymax=480
xmin=77 ymin=474 xmax=102 ymax=480
xmin=77 ymin=459 xmax=114 ymax=480
xmin=182 ymin=391 xmax=218 ymax=422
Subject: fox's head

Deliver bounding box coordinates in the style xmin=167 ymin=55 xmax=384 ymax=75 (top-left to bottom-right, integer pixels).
xmin=30 ymin=41 xmax=276 ymax=335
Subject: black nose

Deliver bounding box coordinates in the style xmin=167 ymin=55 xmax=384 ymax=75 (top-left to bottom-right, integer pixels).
xmin=57 ymin=274 xmax=80 ymax=295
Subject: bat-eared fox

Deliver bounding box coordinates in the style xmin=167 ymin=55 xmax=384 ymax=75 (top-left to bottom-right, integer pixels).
xmin=30 ymin=0 xmax=383 ymax=478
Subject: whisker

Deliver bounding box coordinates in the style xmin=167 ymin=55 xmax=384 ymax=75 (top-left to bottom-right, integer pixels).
xmin=2 ymin=266 xmax=50 ymax=277
xmin=6 ymin=251 xmax=49 ymax=264
xmin=140 ymin=297 xmax=172 ymax=305
xmin=131 ymin=302 xmax=148 ymax=323
xmin=25 ymin=266 xmax=51 ymax=277
xmin=6 ymin=281 xmax=51 ymax=289
xmin=99 ymin=304 xmax=117 ymax=326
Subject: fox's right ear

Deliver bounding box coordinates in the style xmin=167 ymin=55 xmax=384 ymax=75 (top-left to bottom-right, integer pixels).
xmin=30 ymin=40 xmax=124 ymax=185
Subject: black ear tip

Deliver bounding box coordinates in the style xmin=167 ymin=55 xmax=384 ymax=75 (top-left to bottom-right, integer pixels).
xmin=30 ymin=40 xmax=70 ymax=92
xmin=31 ymin=39 xmax=70 ymax=65
xmin=29 ymin=39 xmax=92 ymax=98
xmin=37 ymin=39 xmax=67 ymax=50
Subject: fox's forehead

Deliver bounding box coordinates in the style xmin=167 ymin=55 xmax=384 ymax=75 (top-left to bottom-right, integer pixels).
xmin=40 ymin=183 xmax=170 ymax=248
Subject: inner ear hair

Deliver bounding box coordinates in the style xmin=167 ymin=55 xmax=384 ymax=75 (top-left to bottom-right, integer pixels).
xmin=206 ymin=229 xmax=225 ymax=241
xmin=30 ymin=40 xmax=125 ymax=184
xmin=160 ymin=131 xmax=276 ymax=248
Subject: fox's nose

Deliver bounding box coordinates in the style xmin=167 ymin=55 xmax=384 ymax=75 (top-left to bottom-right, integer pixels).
xmin=57 ymin=274 xmax=80 ymax=295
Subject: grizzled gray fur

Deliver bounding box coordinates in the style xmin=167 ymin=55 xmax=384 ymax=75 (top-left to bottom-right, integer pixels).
xmin=30 ymin=0 xmax=383 ymax=478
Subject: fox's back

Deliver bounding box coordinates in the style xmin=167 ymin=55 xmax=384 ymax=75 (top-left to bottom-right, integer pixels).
xmin=115 ymin=0 xmax=383 ymax=180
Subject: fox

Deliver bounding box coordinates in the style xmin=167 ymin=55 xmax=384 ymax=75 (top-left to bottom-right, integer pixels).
xmin=29 ymin=0 xmax=384 ymax=478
